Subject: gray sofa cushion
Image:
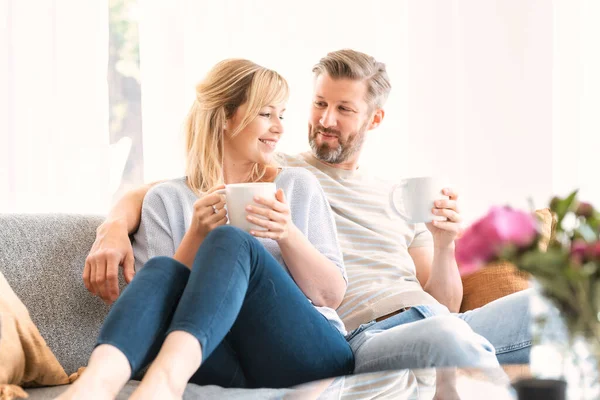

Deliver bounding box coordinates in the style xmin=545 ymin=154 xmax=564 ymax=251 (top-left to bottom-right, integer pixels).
xmin=0 ymin=214 xmax=307 ymax=399
xmin=26 ymin=380 xmax=292 ymax=399
xmin=0 ymin=214 xmax=122 ymax=375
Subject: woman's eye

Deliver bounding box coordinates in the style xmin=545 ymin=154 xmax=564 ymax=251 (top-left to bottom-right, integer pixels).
xmin=260 ymin=113 xmax=271 ymax=118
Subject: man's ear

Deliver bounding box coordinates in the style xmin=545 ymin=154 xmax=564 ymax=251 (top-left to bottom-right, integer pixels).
xmin=368 ymin=109 xmax=385 ymax=131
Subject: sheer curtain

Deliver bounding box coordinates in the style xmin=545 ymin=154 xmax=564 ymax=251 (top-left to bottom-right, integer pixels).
xmin=1 ymin=0 xmax=111 ymax=213
xmin=138 ymin=0 xmax=596 ymax=223
xmin=552 ymin=0 xmax=600 ymax=207
xmin=138 ymin=0 xmax=410 ymax=185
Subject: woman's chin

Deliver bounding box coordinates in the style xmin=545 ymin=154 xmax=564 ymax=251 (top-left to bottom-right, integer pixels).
xmin=259 ymin=151 xmax=276 ymax=164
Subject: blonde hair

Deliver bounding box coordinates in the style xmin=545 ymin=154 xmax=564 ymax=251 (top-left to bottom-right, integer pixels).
xmin=312 ymin=49 xmax=391 ymax=111
xmin=185 ymin=59 xmax=289 ymax=194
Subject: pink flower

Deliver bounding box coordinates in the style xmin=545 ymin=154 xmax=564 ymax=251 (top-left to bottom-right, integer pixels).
xmin=456 ymin=206 xmax=538 ymax=276
xmin=586 ymin=241 xmax=600 ymax=261
xmin=571 ymin=239 xmax=588 ymax=264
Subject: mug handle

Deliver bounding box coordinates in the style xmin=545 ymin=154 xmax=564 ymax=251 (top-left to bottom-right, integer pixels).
xmin=389 ymin=182 xmax=410 ymax=221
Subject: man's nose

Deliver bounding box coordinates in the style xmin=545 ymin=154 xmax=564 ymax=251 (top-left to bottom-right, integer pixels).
xmin=320 ymin=108 xmax=336 ymax=128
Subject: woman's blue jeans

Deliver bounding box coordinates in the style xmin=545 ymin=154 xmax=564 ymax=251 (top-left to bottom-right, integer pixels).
xmin=96 ymin=226 xmax=354 ymax=389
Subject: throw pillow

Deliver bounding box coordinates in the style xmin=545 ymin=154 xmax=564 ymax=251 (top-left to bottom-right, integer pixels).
xmin=459 ymin=208 xmax=555 ymax=312
xmin=0 ymin=270 xmax=69 ymax=394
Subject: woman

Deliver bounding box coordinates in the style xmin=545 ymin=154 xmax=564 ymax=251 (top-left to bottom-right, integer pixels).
xmin=59 ymin=59 xmax=353 ymax=400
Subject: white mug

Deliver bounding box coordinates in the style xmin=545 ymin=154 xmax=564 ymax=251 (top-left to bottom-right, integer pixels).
xmin=215 ymin=182 xmax=277 ymax=232
xmin=390 ymin=176 xmax=449 ymax=224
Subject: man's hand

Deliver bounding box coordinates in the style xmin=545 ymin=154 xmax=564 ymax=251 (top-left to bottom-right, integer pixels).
xmin=426 ymin=188 xmax=462 ymax=249
xmin=83 ymin=218 xmax=135 ymax=304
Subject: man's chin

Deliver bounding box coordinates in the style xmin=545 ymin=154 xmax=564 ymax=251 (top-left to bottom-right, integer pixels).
xmin=314 ymin=149 xmax=342 ymax=164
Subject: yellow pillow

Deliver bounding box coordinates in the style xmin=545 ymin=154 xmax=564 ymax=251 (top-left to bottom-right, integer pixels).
xmin=0 ymin=271 xmax=69 ymax=393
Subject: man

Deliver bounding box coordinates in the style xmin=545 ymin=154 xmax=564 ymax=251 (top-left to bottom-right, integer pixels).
xmin=84 ymin=49 xmax=530 ymax=372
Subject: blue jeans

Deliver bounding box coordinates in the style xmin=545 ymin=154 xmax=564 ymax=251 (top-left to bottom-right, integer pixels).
xmin=348 ymin=289 xmax=532 ymax=373
xmin=97 ymin=226 xmax=354 ymax=388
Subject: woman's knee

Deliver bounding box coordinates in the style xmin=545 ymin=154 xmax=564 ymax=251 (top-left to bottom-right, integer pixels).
xmin=143 ymin=256 xmax=188 ymax=275
xmin=204 ymin=225 xmax=253 ymax=246
xmin=139 ymin=256 xmax=190 ymax=285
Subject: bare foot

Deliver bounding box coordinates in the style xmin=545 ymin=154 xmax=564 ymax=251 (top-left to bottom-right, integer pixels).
xmin=433 ymin=368 xmax=461 ymax=400
xmin=54 ymin=345 xmax=130 ymax=400
xmin=130 ymin=331 xmax=201 ymax=400
xmin=129 ymin=364 xmax=184 ymax=400
xmin=54 ymin=374 xmax=119 ymax=400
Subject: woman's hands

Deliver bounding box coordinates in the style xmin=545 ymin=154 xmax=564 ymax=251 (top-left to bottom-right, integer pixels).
xmin=188 ymin=185 xmax=227 ymax=240
xmin=246 ymin=189 xmax=295 ymax=243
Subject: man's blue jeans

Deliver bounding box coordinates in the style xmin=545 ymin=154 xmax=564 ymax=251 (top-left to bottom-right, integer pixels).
xmin=97 ymin=226 xmax=354 ymax=388
xmin=348 ymin=289 xmax=532 ymax=373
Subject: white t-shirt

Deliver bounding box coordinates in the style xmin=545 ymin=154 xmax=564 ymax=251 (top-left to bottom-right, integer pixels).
xmin=276 ymin=152 xmax=438 ymax=331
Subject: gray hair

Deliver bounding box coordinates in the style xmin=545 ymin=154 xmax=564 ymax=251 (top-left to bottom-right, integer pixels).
xmin=312 ymin=49 xmax=391 ymax=110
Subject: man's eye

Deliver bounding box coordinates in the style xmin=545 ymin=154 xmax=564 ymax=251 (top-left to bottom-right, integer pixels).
xmin=314 ymin=101 xmax=326 ymax=107
xmin=339 ymin=106 xmax=351 ymax=112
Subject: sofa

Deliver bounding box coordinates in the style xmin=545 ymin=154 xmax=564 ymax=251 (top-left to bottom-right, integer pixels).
xmin=0 ymin=213 xmax=538 ymax=399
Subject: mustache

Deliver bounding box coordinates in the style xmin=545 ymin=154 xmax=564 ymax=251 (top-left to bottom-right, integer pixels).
xmin=313 ymin=126 xmax=341 ymax=137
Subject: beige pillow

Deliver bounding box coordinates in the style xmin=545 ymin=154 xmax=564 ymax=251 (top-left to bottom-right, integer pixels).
xmin=0 ymin=271 xmax=69 ymax=396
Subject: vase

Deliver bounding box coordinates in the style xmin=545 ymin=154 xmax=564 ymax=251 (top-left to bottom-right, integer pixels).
xmin=529 ymin=279 xmax=600 ymax=399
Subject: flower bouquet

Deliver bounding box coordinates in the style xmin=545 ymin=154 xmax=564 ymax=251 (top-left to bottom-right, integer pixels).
xmin=456 ymin=191 xmax=600 ymax=397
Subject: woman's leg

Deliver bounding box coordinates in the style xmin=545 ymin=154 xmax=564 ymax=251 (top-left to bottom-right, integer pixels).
xmin=136 ymin=225 xmax=353 ymax=392
xmin=56 ymin=344 xmax=131 ymax=400
xmin=64 ymin=225 xmax=352 ymax=398
xmin=57 ymin=256 xmax=192 ymax=400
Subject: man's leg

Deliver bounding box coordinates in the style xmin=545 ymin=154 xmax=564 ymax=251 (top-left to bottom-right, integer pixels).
xmin=458 ymin=289 xmax=532 ymax=364
xmin=349 ymin=306 xmax=499 ymax=373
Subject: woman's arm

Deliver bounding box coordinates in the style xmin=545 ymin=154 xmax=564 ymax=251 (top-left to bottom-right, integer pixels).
xmin=278 ymin=226 xmax=346 ymax=309
xmin=249 ymin=171 xmax=347 ymax=309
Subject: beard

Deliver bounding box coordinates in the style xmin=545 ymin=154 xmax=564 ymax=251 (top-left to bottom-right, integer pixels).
xmin=308 ymin=122 xmax=368 ymax=164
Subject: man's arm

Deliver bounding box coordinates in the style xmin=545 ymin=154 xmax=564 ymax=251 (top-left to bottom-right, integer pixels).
xmin=106 ymin=182 xmax=160 ymax=234
xmin=83 ymin=181 xmax=162 ymax=304
xmin=410 ymin=245 xmax=463 ymax=312
xmin=409 ymin=187 xmax=464 ymax=312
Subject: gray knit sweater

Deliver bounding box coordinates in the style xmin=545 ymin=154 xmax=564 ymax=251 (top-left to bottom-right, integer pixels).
xmin=132 ymin=167 xmax=347 ymax=334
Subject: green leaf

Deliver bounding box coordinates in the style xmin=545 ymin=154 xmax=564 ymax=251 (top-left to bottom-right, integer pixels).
xmin=518 ymin=249 xmax=569 ymax=273
xmin=555 ymin=190 xmax=579 ymax=227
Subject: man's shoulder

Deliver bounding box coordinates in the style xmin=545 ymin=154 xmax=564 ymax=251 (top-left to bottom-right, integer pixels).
xmin=274 ymin=151 xmax=311 ymax=167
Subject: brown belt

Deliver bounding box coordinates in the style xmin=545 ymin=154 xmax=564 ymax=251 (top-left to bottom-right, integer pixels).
xmin=375 ymin=307 xmax=411 ymax=322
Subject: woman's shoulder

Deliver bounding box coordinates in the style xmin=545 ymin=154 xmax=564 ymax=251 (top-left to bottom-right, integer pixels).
xmin=144 ymin=177 xmax=194 ymax=207
xmin=277 ymin=167 xmax=319 ymax=184
xmin=276 ymin=167 xmax=322 ymax=194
